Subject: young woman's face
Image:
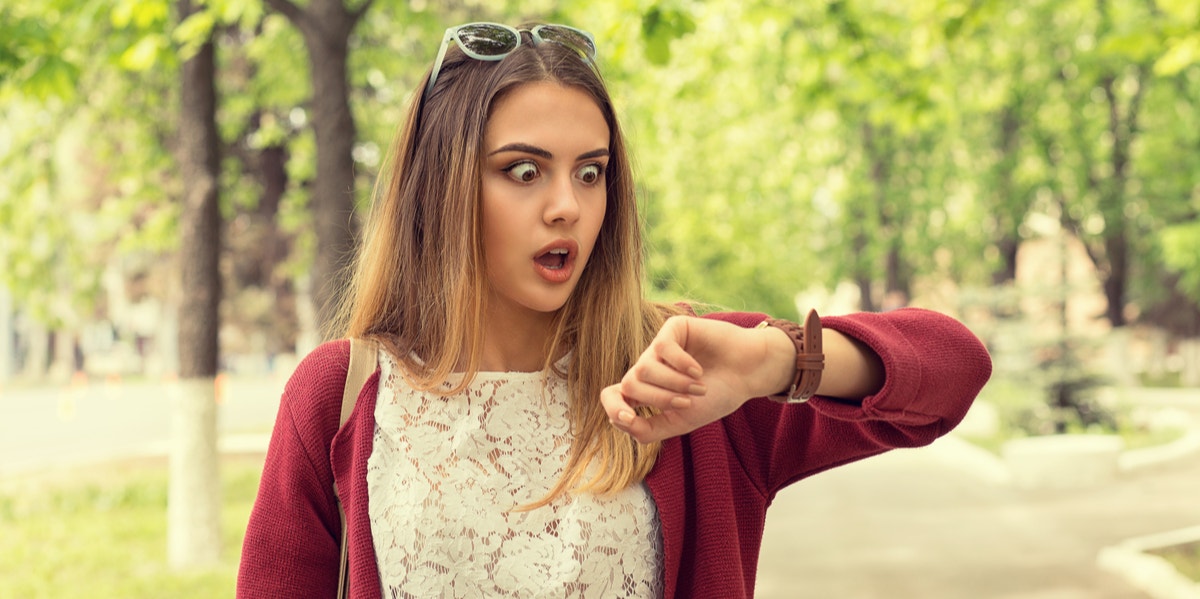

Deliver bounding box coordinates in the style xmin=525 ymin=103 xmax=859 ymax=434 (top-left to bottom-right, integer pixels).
xmin=480 ymin=81 xmax=609 ymax=318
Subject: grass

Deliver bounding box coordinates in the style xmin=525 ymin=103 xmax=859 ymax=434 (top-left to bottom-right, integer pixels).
xmin=1150 ymin=541 xmax=1200 ymax=583
xmin=961 ymin=416 xmax=1186 ymax=457
xmin=0 ymin=454 xmax=263 ymax=598
xmin=960 ymin=379 xmax=1189 ymax=456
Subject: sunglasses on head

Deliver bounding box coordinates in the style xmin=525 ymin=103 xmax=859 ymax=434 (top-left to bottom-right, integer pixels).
xmin=424 ymin=22 xmax=598 ymax=99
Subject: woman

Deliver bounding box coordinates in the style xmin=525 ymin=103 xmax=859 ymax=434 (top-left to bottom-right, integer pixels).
xmin=237 ymin=22 xmax=992 ymax=598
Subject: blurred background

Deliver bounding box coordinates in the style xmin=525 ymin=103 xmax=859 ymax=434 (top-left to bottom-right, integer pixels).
xmin=1 ymin=0 xmax=1198 ymax=597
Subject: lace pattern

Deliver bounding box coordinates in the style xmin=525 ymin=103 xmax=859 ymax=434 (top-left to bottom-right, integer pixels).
xmin=367 ymin=349 xmax=663 ymax=598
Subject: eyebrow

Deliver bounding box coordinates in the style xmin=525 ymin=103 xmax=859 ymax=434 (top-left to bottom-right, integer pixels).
xmin=488 ymin=142 xmax=609 ymax=161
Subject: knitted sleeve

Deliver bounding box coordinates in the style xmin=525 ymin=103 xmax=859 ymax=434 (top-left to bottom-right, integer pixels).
xmin=709 ymin=308 xmax=992 ymax=497
xmin=236 ymin=340 xmax=350 ymax=598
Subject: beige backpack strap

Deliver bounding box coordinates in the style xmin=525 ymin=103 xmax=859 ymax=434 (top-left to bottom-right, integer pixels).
xmin=341 ymin=337 xmax=376 ymax=427
xmin=337 ymin=337 xmax=377 ymax=599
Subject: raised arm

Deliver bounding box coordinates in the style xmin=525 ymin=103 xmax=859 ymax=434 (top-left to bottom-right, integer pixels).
xmin=601 ymin=308 xmax=987 ymax=448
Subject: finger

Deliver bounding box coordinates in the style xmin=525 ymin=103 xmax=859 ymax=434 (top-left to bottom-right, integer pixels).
xmin=601 ymin=384 xmax=682 ymax=444
xmin=618 ymin=376 xmax=695 ymax=410
xmin=625 ymin=347 xmax=705 ymax=393
xmin=628 ymin=357 xmax=703 ymax=397
xmin=600 ymin=383 xmax=639 ymax=427
xmin=614 ymin=407 xmax=690 ymax=445
xmin=620 ymin=413 xmax=662 ymax=445
xmin=653 ymin=329 xmax=704 ymax=380
xmin=654 ymin=317 xmax=705 ymax=377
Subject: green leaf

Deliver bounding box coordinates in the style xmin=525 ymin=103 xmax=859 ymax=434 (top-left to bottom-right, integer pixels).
xmin=1161 ymin=221 xmax=1200 ymax=300
xmin=24 ymin=55 xmax=79 ymax=101
xmin=640 ymin=4 xmax=696 ymax=66
xmin=1157 ymin=0 xmax=1200 ymax=23
xmin=118 ymin=34 xmax=167 ymax=71
xmin=1154 ymin=35 xmax=1200 ymax=76
xmin=111 ymin=0 xmax=169 ymax=30
xmin=174 ymin=10 xmax=215 ymax=59
xmin=1099 ymin=31 xmax=1161 ymax=62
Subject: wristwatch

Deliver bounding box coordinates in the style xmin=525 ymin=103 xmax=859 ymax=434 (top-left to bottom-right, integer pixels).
xmin=755 ymin=309 xmax=824 ymax=403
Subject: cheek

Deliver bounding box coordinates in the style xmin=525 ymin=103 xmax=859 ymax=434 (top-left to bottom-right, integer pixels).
xmin=580 ymin=200 xmax=608 ymax=261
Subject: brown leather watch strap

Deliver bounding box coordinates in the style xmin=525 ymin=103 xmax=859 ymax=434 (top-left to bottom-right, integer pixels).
xmin=756 ymin=309 xmax=824 ymax=403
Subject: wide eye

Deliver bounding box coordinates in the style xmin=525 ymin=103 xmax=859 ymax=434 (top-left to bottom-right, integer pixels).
xmin=577 ymin=163 xmax=603 ymax=185
xmin=504 ymin=161 xmax=540 ymax=183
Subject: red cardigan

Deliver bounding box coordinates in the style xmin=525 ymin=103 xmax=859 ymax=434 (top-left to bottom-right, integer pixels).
xmin=237 ymin=308 xmax=991 ymax=598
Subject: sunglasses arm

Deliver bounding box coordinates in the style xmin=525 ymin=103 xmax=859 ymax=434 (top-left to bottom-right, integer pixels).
xmin=424 ymin=28 xmax=457 ymax=99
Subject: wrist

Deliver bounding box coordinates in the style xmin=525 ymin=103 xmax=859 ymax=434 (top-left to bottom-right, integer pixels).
xmin=758 ymin=325 xmax=799 ymax=398
xmin=755 ymin=310 xmax=824 ymax=403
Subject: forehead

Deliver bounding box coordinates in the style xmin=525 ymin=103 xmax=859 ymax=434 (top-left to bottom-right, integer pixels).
xmin=485 ymin=82 xmax=609 ymax=150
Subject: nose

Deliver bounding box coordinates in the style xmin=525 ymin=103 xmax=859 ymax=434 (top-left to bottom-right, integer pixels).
xmin=543 ymin=174 xmax=581 ymax=226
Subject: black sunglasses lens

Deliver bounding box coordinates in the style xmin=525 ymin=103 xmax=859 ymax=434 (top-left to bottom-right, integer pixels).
xmin=537 ymin=26 xmax=596 ymax=58
xmin=457 ymin=24 xmax=519 ymax=57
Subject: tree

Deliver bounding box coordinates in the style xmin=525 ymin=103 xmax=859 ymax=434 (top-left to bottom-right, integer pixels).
xmin=169 ymin=0 xmax=223 ymax=570
xmin=262 ymin=0 xmax=374 ymax=334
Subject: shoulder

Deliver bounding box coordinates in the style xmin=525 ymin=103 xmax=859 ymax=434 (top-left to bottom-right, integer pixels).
xmin=278 ymin=339 xmax=352 ymax=434
xmin=286 ymin=339 xmax=351 ymax=392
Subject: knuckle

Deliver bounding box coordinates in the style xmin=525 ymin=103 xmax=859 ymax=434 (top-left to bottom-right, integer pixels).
xmin=619 ymin=375 xmax=639 ymax=391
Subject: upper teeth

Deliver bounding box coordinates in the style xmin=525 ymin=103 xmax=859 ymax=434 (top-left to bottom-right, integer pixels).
xmin=549 ymin=249 xmax=568 ymax=255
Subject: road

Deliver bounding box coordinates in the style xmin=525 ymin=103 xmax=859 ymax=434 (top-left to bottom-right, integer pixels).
xmin=0 ymin=375 xmax=284 ymax=477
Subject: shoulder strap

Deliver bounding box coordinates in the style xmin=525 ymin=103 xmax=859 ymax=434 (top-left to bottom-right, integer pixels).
xmin=337 ymin=337 xmax=377 ymax=599
xmin=341 ymin=337 xmax=376 ymax=427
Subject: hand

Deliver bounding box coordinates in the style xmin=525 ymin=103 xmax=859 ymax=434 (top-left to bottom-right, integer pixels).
xmin=600 ymin=316 xmax=795 ymax=444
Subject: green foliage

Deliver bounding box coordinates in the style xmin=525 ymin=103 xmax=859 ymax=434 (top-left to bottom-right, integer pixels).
xmin=5 ymin=0 xmax=1200 ymax=336
xmin=1161 ymin=221 xmax=1200 ymax=300
xmin=0 ymin=6 xmax=81 ymax=101
xmin=639 ymin=2 xmax=695 ymax=65
xmin=1154 ymin=0 xmax=1200 ymax=76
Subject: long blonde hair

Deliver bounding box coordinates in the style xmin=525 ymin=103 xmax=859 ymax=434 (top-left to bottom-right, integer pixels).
xmin=333 ymin=29 xmax=680 ymax=505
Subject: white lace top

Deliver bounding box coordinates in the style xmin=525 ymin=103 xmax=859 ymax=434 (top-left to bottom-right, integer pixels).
xmin=367 ymin=349 xmax=663 ymax=598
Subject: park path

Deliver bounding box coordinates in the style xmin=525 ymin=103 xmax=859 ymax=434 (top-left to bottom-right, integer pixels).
xmin=0 ymin=375 xmax=283 ymax=477
xmin=756 ymin=430 xmax=1200 ymax=599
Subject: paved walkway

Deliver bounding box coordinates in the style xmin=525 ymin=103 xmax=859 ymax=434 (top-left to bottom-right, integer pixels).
xmin=756 ymin=433 xmax=1200 ymax=598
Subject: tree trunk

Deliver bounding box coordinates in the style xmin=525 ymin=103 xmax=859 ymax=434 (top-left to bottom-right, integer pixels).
xmin=1101 ymin=228 xmax=1128 ymax=327
xmin=269 ymin=0 xmax=369 ymax=336
xmin=990 ymin=102 xmax=1024 ymax=291
xmin=170 ymin=0 xmax=222 ymax=569
xmin=884 ymin=244 xmax=907 ymax=298
xmin=307 ymin=28 xmax=358 ymax=335
xmin=992 ymin=234 xmax=1019 ymax=286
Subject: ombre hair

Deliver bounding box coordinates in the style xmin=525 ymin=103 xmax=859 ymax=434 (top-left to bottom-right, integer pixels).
xmin=333 ymin=28 xmax=681 ymax=505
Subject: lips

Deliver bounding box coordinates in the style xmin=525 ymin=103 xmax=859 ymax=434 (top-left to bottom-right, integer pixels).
xmin=533 ymin=240 xmax=578 ymax=284
xmin=535 ymin=249 xmax=568 ymax=269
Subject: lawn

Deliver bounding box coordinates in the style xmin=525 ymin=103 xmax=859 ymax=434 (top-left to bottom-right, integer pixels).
xmin=0 ymin=454 xmax=263 ymax=598
xmin=959 ymin=379 xmax=1189 ymax=456
xmin=1151 ymin=541 xmax=1200 ymax=583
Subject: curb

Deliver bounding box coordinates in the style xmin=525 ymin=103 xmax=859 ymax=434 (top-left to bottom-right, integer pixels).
xmin=941 ymin=418 xmax=1200 ymax=599
xmin=0 ymin=433 xmax=272 ymax=479
xmin=1098 ymin=526 xmax=1200 ymax=599
xmin=1120 ymin=427 xmax=1200 ymax=473
xmin=942 ymin=413 xmax=1200 ymax=488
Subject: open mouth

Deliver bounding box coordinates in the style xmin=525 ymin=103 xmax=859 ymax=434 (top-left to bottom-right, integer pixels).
xmin=535 ymin=248 xmax=569 ymax=270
